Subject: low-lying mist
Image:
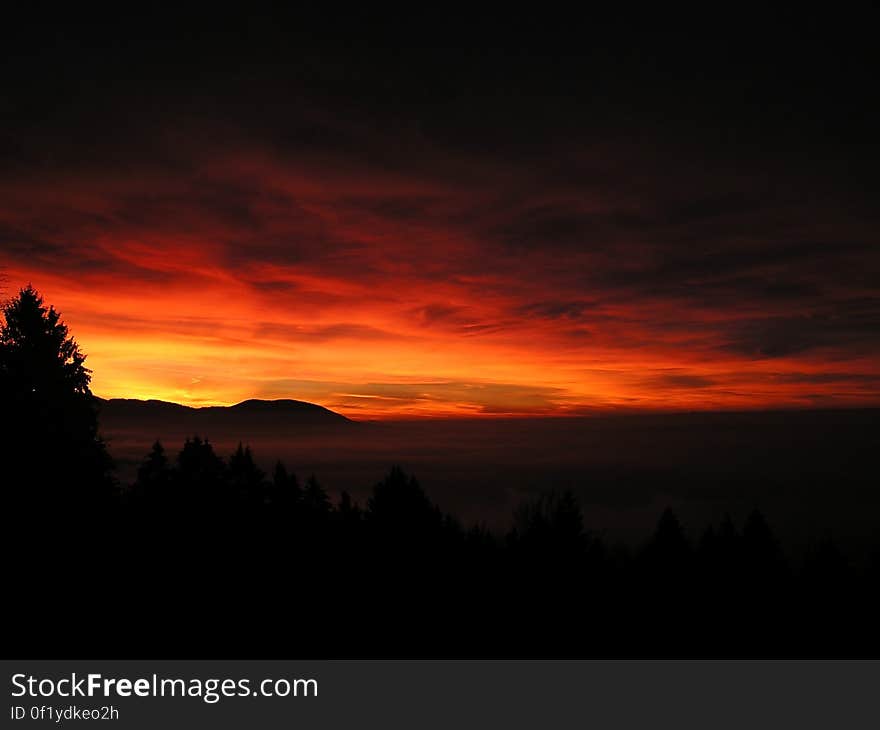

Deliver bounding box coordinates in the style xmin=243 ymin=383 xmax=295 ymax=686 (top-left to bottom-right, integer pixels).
xmin=100 ymin=405 xmax=880 ymax=559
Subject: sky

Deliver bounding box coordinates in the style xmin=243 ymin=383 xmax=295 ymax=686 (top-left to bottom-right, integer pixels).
xmin=2 ymin=11 xmax=879 ymax=417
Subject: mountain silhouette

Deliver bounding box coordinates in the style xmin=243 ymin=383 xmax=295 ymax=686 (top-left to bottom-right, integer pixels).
xmin=98 ymin=397 xmax=353 ymax=434
xmin=227 ymin=398 xmax=352 ymax=420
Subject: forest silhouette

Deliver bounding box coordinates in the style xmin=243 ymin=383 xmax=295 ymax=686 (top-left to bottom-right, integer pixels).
xmin=3 ymin=286 xmax=878 ymax=658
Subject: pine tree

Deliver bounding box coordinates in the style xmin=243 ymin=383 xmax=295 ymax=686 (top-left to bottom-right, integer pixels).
xmin=133 ymin=440 xmax=171 ymax=502
xmin=176 ymin=436 xmax=225 ymax=503
xmin=303 ymin=474 xmax=331 ymax=517
xmin=228 ymin=442 xmax=265 ymax=505
xmin=271 ymin=460 xmax=301 ymax=509
xmin=0 ymin=285 xmax=113 ymax=509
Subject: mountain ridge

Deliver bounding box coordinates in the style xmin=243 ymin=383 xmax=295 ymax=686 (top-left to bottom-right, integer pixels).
xmin=96 ymin=396 xmax=354 ymax=426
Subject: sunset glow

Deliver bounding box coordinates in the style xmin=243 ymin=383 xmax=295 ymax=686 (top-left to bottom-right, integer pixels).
xmin=4 ymin=140 xmax=878 ymax=417
xmin=2 ymin=16 xmax=879 ymax=420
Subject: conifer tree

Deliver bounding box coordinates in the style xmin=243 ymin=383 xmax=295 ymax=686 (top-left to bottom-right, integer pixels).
xmin=0 ymin=285 xmax=113 ymax=509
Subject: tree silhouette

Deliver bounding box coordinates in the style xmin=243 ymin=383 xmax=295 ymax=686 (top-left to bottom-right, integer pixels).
xmin=229 ymin=442 xmax=266 ymax=505
xmin=741 ymin=508 xmax=784 ymax=584
xmin=176 ymin=436 xmax=226 ymax=505
xmin=1 ymin=284 xmax=91 ymax=396
xmin=133 ymin=439 xmax=172 ymax=503
xmin=366 ymin=466 xmax=443 ymax=550
xmin=650 ymin=508 xmax=690 ymax=559
xmin=368 ymin=467 xmax=437 ymax=525
xmin=511 ymin=490 xmax=589 ymax=556
xmin=641 ymin=507 xmax=692 ymax=596
xmin=0 ymin=284 xmax=113 ymax=510
xmin=303 ymin=474 xmax=331 ymax=518
xmin=337 ymin=490 xmax=362 ymax=523
xmin=2 ymin=285 xmax=115 ymax=653
xmin=270 ymin=460 xmax=301 ymax=511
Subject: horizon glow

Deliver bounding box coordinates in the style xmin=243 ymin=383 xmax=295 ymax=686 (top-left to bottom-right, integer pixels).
xmin=3 ymin=137 xmax=879 ymax=418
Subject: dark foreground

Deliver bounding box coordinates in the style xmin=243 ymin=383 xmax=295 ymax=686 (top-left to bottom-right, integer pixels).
xmin=9 ymin=286 xmax=877 ymax=657
xmin=8 ymin=434 xmax=880 ymax=658
xmin=101 ymin=404 xmax=880 ymax=550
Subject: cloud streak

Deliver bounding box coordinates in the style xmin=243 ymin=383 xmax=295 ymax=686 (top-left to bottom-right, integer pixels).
xmin=1 ymin=103 xmax=878 ymax=416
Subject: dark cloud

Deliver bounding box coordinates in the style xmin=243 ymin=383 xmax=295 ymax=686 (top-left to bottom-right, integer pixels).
xmin=249 ymin=280 xmax=300 ymax=293
xmin=770 ymin=372 xmax=880 ymax=385
xmin=409 ymin=304 xmax=509 ymax=335
xmin=643 ymin=374 xmax=717 ymax=390
xmin=254 ymin=322 xmax=403 ymax=343
xmin=723 ymin=299 xmax=880 ymax=359
xmin=516 ymin=300 xmax=595 ymax=320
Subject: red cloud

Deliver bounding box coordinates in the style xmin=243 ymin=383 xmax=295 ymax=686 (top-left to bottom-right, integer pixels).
xmin=2 ymin=131 xmax=879 ymax=416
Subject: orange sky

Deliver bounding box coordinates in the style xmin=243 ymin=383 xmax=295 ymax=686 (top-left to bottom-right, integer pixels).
xmin=3 ymin=136 xmax=879 ymax=417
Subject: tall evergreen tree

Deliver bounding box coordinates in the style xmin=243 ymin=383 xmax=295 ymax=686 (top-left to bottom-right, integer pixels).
xmin=367 ymin=466 xmax=438 ymax=530
xmin=176 ymin=436 xmax=225 ymax=503
xmin=0 ymin=285 xmax=113 ymax=510
xmin=271 ymin=460 xmax=301 ymax=509
xmin=512 ymin=490 xmax=588 ymax=556
xmin=303 ymin=474 xmax=331 ymax=519
xmin=133 ymin=440 xmax=171 ymax=503
xmin=229 ymin=442 xmax=266 ymax=505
